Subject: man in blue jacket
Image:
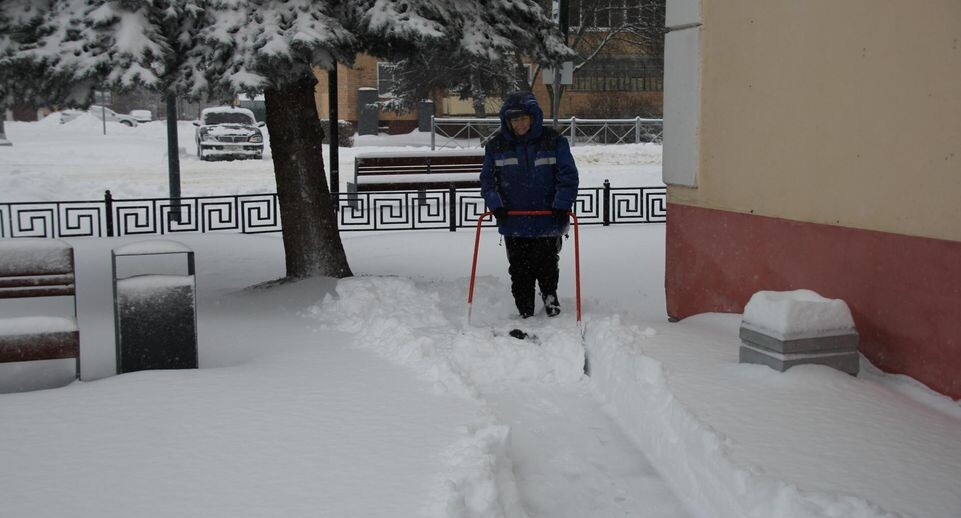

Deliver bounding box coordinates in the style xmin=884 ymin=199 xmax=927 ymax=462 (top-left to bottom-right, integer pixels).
xmin=480 ymin=92 xmax=579 ymax=319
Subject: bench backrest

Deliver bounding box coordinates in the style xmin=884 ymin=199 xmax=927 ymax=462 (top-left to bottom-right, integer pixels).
xmin=354 ymin=152 xmax=485 ymax=183
xmin=0 ymin=239 xmax=76 ymax=299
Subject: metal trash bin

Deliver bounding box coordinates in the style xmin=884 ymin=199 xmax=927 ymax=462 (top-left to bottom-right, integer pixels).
xmin=111 ymin=240 xmax=198 ymax=374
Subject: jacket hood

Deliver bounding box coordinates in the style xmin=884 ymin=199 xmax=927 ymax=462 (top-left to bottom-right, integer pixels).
xmin=498 ymin=91 xmax=544 ymax=142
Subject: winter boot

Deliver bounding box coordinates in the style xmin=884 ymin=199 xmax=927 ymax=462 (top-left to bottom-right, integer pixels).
xmin=542 ymin=292 xmax=561 ymax=317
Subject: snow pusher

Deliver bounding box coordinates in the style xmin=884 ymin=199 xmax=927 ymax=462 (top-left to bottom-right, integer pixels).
xmin=467 ymin=210 xmax=586 ymax=368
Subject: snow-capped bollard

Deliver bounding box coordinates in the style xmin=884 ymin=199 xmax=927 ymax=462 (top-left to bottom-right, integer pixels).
xmin=111 ymin=240 xmax=198 ymax=374
xmin=738 ymin=289 xmax=860 ymax=375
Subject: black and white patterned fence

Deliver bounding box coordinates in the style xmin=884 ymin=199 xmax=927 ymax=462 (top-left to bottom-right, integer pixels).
xmin=0 ymin=182 xmax=665 ymax=239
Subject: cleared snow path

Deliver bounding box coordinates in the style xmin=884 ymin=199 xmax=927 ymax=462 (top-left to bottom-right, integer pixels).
xmin=308 ymin=275 xmax=691 ymax=517
xmin=486 ymin=383 xmax=691 ymax=517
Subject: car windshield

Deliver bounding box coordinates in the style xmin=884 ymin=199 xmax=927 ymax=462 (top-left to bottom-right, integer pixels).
xmin=203 ymin=112 xmax=254 ymax=125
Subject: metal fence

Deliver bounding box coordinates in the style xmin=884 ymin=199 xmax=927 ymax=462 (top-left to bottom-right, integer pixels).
xmin=430 ymin=116 xmax=663 ymax=150
xmin=0 ymin=182 xmax=666 ymax=239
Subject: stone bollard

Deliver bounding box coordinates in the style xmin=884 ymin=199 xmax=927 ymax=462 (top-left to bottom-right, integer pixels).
xmin=738 ymin=289 xmax=860 ymax=375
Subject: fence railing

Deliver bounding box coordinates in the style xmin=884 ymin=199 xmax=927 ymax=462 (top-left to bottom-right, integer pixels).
xmin=430 ymin=116 xmax=663 ymax=150
xmin=0 ymin=182 xmax=666 ymax=239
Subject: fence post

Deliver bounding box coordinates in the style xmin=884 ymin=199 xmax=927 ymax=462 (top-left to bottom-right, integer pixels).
xmin=602 ymin=180 xmax=611 ymax=226
xmin=449 ymin=184 xmax=457 ymax=232
xmin=104 ymin=190 xmax=114 ymax=237
xmin=635 ymin=117 xmax=641 ymax=144
xmin=430 ymin=115 xmax=436 ymax=150
xmin=569 ymin=117 xmax=576 ymax=147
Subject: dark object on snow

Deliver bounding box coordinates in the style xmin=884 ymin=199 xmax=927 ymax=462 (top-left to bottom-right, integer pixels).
xmin=357 ymin=88 xmax=379 ymax=136
xmin=509 ymin=329 xmax=531 ymax=340
xmin=112 ymin=241 xmax=198 ymax=374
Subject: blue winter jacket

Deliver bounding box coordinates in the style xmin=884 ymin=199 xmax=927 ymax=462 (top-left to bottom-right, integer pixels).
xmin=479 ymin=93 xmax=579 ymax=237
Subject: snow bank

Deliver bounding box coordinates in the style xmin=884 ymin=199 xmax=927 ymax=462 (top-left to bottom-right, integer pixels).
xmin=742 ymin=289 xmax=856 ymax=340
xmin=586 ymin=315 xmax=900 ymax=518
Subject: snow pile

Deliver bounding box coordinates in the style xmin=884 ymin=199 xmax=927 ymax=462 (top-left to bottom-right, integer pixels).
xmin=306 ymin=276 xmax=585 ymax=391
xmin=439 ymin=424 xmax=527 ymax=518
xmin=741 ymin=289 xmax=856 ymax=340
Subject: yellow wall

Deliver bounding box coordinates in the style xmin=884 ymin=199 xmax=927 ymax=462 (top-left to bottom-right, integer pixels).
xmin=670 ymin=0 xmax=961 ymax=242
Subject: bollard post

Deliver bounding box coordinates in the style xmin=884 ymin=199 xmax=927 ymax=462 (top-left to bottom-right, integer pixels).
xmin=104 ymin=190 xmax=114 ymax=237
xmin=449 ymin=185 xmax=458 ymax=232
xmin=603 ymin=179 xmax=611 ymax=226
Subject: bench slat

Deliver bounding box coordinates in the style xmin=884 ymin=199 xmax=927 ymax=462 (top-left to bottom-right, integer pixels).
xmin=353 ymin=152 xmax=486 ymax=193
xmin=0 ymin=286 xmax=76 ymax=298
xmin=0 ymin=331 xmax=80 ymax=363
xmin=357 ymin=180 xmax=482 ymax=192
xmin=0 ymin=273 xmax=75 ymax=288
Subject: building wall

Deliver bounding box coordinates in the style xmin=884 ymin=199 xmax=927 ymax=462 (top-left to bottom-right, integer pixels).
xmin=672 ymin=0 xmax=961 ymax=241
xmin=314 ymin=48 xmax=663 ymax=132
xmin=314 ymin=56 xmax=418 ymax=134
xmin=663 ymin=0 xmax=961 ymax=397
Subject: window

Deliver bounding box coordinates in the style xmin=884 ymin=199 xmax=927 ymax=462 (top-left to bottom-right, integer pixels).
xmin=569 ymin=56 xmax=663 ymax=92
xmin=569 ymin=0 xmax=646 ymax=30
xmin=377 ymin=62 xmax=399 ymax=97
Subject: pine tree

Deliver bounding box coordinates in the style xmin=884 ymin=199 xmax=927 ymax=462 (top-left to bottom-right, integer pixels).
xmin=0 ymin=0 xmax=570 ymax=280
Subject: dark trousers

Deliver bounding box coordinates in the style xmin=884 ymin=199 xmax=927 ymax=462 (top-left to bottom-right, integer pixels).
xmin=504 ymin=236 xmax=562 ymax=316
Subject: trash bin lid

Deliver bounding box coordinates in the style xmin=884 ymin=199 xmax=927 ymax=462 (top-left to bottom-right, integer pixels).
xmin=113 ymin=239 xmax=193 ymax=256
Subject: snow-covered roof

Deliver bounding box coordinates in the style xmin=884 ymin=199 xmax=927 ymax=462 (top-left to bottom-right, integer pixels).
xmin=200 ymin=106 xmax=256 ymax=118
xmin=741 ymin=289 xmax=856 ymax=340
xmin=113 ymin=239 xmax=192 ymax=256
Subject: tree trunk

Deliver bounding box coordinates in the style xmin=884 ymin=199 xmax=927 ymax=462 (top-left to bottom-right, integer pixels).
xmin=264 ymin=74 xmax=352 ymax=279
xmin=470 ymin=69 xmax=487 ymax=118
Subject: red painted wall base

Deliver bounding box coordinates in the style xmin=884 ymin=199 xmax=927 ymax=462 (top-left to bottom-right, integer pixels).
xmin=666 ymin=203 xmax=961 ymax=399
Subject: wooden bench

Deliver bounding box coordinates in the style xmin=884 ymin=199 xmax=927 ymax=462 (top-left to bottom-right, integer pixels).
xmin=0 ymin=238 xmax=81 ymax=381
xmin=347 ymin=150 xmax=485 ymax=194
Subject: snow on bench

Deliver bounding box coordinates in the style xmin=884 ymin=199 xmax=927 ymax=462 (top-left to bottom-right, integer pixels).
xmin=348 ymin=149 xmax=485 ymax=193
xmin=0 ymin=238 xmax=81 ymax=378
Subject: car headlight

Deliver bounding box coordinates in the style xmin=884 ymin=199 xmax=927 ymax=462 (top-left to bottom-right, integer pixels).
xmin=248 ymin=134 xmax=263 ymax=143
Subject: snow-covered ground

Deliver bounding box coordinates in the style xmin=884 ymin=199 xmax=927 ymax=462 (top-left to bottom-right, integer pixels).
xmin=0 ymin=113 xmax=662 ymax=202
xmin=1 ymin=118 xmax=960 ymax=518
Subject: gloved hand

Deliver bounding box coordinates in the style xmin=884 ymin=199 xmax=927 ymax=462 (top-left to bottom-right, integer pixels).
xmin=552 ymin=208 xmax=569 ymax=225
xmin=492 ymin=207 xmax=509 ymax=223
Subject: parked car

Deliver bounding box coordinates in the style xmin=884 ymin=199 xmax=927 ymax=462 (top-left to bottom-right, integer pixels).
xmin=129 ymin=109 xmax=153 ymax=123
xmin=59 ymin=105 xmax=138 ymax=126
xmin=194 ymin=107 xmax=265 ymax=161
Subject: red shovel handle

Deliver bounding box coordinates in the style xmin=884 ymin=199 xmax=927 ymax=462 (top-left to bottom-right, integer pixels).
xmin=467 ymin=210 xmax=581 ymax=323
